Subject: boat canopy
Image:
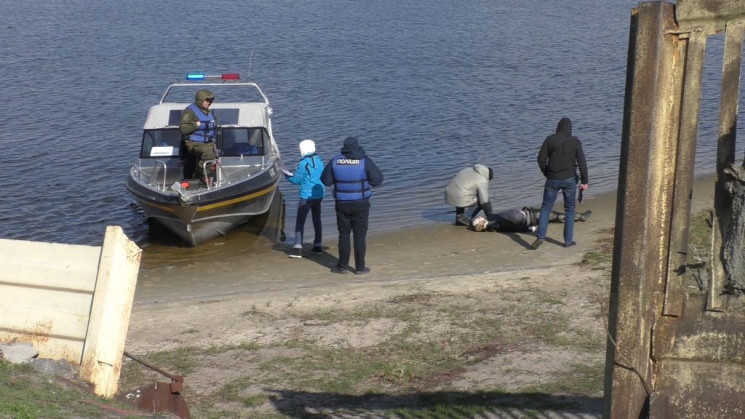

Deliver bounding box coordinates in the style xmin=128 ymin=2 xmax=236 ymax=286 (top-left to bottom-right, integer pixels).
xmin=142 ymin=103 xmax=270 ymax=130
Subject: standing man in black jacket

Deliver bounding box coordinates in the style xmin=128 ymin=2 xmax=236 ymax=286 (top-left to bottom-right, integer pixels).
xmin=322 ymin=136 xmax=384 ymax=275
xmin=531 ymin=117 xmax=589 ymax=249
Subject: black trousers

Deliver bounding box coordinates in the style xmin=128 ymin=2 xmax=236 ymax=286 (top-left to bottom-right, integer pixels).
xmin=334 ymin=199 xmax=371 ymax=271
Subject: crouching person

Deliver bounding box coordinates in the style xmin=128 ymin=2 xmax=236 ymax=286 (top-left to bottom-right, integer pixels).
xmin=444 ymin=164 xmax=495 ymax=226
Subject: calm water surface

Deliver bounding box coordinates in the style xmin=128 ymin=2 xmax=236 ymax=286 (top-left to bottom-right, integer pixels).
xmin=2 ymin=0 xmax=743 ymax=261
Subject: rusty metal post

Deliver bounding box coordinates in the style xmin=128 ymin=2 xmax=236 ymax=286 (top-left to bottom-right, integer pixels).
xmin=663 ymin=28 xmax=706 ymax=317
xmin=608 ymin=1 xmax=745 ymax=417
xmin=604 ymin=2 xmax=682 ymax=417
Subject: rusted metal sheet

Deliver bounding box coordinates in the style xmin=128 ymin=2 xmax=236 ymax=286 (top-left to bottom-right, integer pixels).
xmin=663 ymin=30 xmax=706 ymax=317
xmin=119 ymin=351 xmax=191 ymax=419
xmin=607 ymin=1 xmax=745 ymax=418
xmin=650 ymin=361 xmax=745 ymax=417
xmin=677 ymin=0 xmax=745 ymax=33
xmin=120 ymin=382 xmax=191 ymax=419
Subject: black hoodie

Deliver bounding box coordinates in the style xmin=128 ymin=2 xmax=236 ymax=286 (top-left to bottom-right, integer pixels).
xmin=537 ymin=118 xmax=589 ymax=184
xmin=321 ymin=136 xmax=384 ymax=192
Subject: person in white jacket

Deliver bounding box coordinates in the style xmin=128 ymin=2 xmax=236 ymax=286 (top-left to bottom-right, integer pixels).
xmin=444 ymin=164 xmax=494 ymax=226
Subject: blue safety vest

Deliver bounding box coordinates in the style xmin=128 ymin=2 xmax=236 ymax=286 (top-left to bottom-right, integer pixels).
xmin=186 ymin=103 xmax=216 ymax=143
xmin=331 ymin=155 xmax=371 ymax=201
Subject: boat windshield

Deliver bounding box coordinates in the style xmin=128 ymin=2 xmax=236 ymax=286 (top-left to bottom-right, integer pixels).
xmin=161 ymin=83 xmax=267 ymax=104
xmin=220 ymin=127 xmax=268 ymax=157
xmin=140 ymin=128 xmax=181 ymax=159
xmin=140 ymin=126 xmax=271 ymax=158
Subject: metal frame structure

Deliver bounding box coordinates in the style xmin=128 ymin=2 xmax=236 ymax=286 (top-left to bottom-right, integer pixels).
xmin=605 ymin=1 xmax=745 ymax=417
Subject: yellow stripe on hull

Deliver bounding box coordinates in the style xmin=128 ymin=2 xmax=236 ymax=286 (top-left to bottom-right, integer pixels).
xmin=139 ymin=181 xmax=278 ymax=214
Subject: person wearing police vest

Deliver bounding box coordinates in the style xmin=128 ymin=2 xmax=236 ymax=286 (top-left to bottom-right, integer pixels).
xmin=321 ymin=136 xmax=384 ymax=275
xmin=180 ymin=89 xmax=218 ymax=184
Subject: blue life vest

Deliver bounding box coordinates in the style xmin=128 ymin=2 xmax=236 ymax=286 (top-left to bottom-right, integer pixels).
xmin=331 ymin=155 xmax=371 ymax=200
xmin=186 ymin=103 xmax=216 ymax=143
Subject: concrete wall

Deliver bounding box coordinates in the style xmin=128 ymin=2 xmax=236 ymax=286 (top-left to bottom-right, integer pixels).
xmin=0 ymin=226 xmax=141 ymax=397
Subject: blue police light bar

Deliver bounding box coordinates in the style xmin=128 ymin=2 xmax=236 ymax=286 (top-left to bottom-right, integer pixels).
xmin=186 ymin=73 xmax=240 ymax=81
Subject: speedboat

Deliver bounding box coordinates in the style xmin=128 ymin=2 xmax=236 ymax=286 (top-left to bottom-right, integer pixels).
xmin=126 ymin=73 xmax=283 ymax=246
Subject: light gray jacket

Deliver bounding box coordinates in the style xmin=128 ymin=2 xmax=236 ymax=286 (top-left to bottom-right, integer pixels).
xmin=444 ymin=164 xmax=491 ymax=208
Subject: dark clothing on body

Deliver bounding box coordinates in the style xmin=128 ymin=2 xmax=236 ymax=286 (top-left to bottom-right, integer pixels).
xmin=479 ymin=207 xmax=590 ymax=232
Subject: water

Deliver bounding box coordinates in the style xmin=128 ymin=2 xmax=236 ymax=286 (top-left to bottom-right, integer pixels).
xmin=1 ymin=0 xmax=742 ymax=250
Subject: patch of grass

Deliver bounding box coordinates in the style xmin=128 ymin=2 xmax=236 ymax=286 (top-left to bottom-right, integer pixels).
xmin=128 ymin=282 xmax=606 ymax=417
xmin=202 ymin=341 xmax=261 ymax=355
xmin=215 ymin=376 xmax=270 ymax=406
xmin=522 ymin=314 xmax=570 ymax=346
xmin=688 ymin=209 xmax=713 ymax=249
xmin=571 ymin=328 xmax=606 ymax=352
xmin=0 ymin=360 xmax=143 ymax=418
xmin=533 ymin=362 xmax=605 ymax=395
xmin=386 ymin=292 xmax=438 ymax=305
xmin=537 ymin=293 xmax=566 ymax=306
xmin=120 ymin=346 xmax=202 ymax=391
xmin=580 ymin=227 xmax=615 ymax=270
xmin=146 ymin=345 xmax=199 ymax=374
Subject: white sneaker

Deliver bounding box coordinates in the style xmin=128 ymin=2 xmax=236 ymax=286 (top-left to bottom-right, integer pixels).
xmin=529 ymin=226 xmax=537 ymax=233
xmin=289 ymin=248 xmax=303 ymax=259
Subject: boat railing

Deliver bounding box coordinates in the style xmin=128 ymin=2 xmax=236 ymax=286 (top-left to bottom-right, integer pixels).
xmin=215 ymin=156 xmax=274 ymax=186
xmin=133 ymin=160 xmax=184 ymax=191
xmin=147 ymin=160 xmax=169 ymax=190
xmin=135 ymin=155 xmax=274 ymax=191
xmin=203 ymin=160 xmax=220 ymax=190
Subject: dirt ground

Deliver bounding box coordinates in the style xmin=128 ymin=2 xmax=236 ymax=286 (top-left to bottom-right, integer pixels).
xmin=123 ymin=177 xmax=715 ymax=417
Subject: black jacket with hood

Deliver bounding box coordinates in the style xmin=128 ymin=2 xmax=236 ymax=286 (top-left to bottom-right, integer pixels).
xmin=321 ymin=136 xmax=384 ymax=197
xmin=537 ymin=117 xmax=588 ymax=184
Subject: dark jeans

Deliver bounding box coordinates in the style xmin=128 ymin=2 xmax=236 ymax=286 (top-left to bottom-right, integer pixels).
xmin=334 ymin=199 xmax=371 ymax=271
xmin=294 ymin=198 xmax=323 ymax=247
xmin=536 ymin=176 xmax=577 ymax=243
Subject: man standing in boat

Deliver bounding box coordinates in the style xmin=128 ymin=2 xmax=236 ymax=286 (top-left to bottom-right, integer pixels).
xmin=180 ymin=89 xmax=218 ymax=184
xmin=321 ymin=136 xmax=384 ymax=275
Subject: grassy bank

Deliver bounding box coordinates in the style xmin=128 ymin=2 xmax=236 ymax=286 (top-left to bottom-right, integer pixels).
xmin=0 ymin=210 xmax=714 ymax=418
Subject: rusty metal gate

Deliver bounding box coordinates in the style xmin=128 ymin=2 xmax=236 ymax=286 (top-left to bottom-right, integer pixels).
xmin=605 ymin=1 xmax=745 ymax=417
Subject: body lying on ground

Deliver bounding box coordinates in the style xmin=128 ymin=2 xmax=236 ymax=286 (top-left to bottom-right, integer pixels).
xmin=471 ymin=207 xmax=591 ymax=233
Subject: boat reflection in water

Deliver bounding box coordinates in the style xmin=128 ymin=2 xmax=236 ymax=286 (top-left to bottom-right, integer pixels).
xmin=137 ymin=189 xmax=286 ymax=277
